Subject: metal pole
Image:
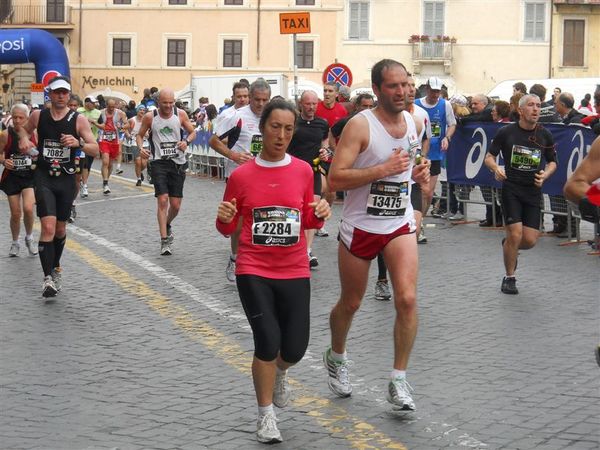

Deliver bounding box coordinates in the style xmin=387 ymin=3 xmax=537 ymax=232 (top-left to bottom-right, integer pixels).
xmin=293 ymin=33 xmax=298 ymax=104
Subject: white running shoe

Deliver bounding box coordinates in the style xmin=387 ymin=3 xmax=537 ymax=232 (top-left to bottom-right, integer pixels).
xmin=103 ymin=184 xmax=111 ymax=195
xmin=323 ymin=348 xmax=352 ymax=397
xmin=374 ymin=280 xmax=391 ymax=301
xmin=387 ymin=376 xmax=416 ymax=411
xmin=25 ymin=237 xmax=38 ymax=256
xmin=160 ymin=239 xmax=172 ymax=256
xmin=8 ymin=242 xmax=20 ymax=257
xmin=226 ymin=258 xmax=236 ymax=282
xmin=309 ymin=252 xmax=319 ymax=268
xmin=80 ymin=185 xmax=89 ymax=198
xmin=316 ymin=227 xmax=329 ymax=237
xmin=256 ymin=412 xmax=282 ymax=444
xmin=448 ymin=212 xmax=465 ymax=221
xmin=273 ymin=370 xmax=291 ymax=408
xmin=51 ymin=267 xmax=63 ymax=292
xmin=42 ymin=275 xmax=58 ymax=298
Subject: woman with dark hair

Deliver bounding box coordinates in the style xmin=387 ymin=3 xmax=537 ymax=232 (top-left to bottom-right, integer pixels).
xmin=492 ymin=100 xmax=511 ymax=122
xmin=216 ymin=99 xmax=331 ymax=444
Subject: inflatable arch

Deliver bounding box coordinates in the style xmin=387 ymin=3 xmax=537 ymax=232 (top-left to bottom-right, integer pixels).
xmin=0 ymin=29 xmax=70 ymax=86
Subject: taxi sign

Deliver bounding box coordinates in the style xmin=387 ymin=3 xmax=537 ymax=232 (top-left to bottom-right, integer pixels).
xmin=30 ymin=83 xmax=45 ymax=92
xmin=279 ymin=12 xmax=311 ymax=34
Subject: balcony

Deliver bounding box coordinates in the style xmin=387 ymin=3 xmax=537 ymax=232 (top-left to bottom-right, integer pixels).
xmin=411 ymin=41 xmax=454 ymax=74
xmin=0 ymin=4 xmax=74 ymax=29
xmin=553 ymin=0 xmax=600 ymax=4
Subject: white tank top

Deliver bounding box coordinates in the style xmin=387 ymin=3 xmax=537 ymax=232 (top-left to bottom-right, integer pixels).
xmin=150 ymin=109 xmax=185 ymax=164
xmin=341 ymin=109 xmax=419 ymax=234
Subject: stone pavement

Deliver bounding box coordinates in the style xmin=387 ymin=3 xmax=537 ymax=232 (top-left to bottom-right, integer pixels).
xmin=0 ymin=163 xmax=598 ymax=450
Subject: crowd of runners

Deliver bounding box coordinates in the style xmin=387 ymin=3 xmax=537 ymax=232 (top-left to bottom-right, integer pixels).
xmin=1 ymin=61 xmax=599 ymax=444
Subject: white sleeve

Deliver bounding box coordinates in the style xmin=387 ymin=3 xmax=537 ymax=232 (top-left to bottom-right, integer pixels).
xmin=214 ymin=109 xmax=236 ymax=136
xmin=445 ymin=101 xmax=457 ymax=127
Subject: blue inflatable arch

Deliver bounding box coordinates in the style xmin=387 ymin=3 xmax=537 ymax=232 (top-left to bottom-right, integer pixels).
xmin=0 ymin=29 xmax=70 ymax=85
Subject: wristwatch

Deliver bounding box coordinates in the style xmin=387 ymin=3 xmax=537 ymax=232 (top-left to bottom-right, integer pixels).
xmin=185 ymin=138 xmax=192 ymax=146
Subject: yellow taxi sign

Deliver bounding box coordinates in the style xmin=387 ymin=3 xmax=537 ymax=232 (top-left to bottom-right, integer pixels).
xmin=279 ymin=12 xmax=311 ymax=34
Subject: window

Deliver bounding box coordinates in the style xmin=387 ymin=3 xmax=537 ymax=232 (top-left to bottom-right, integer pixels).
xmin=46 ymin=0 xmax=64 ymax=22
xmin=296 ymin=0 xmax=315 ymax=5
xmin=112 ymin=38 xmax=131 ymax=66
xmin=169 ymin=0 xmax=187 ymax=3
xmin=348 ymin=0 xmax=369 ymax=40
xmin=563 ymin=19 xmax=584 ymax=66
xmin=167 ymin=39 xmax=186 ymax=67
xmin=296 ymin=41 xmax=314 ymax=69
xmin=113 ymin=0 xmax=131 ymax=4
xmin=423 ymin=1 xmax=444 ymax=57
xmin=224 ymin=0 xmax=243 ymax=4
xmin=223 ymin=40 xmax=242 ymax=67
xmin=524 ymin=1 xmax=546 ymax=41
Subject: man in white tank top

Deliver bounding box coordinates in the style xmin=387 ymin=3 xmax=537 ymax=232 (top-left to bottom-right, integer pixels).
xmin=137 ymin=88 xmax=196 ymax=256
xmin=322 ymin=59 xmax=430 ymax=412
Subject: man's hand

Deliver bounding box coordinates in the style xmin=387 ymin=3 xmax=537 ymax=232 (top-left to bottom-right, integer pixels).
xmin=309 ymin=198 xmax=332 ymax=221
xmin=217 ymin=198 xmax=238 ymax=223
xmin=534 ymin=170 xmax=546 ymax=188
xmin=383 ymin=149 xmax=411 ymax=177
xmin=441 ymin=136 xmax=450 ymax=152
xmin=60 ymin=133 xmax=79 ymax=148
xmin=411 ymin=158 xmax=431 ymax=185
xmin=140 ymin=148 xmax=151 ymax=159
xmin=2 ymin=158 xmax=15 ymax=170
xmin=232 ymin=151 xmax=253 ymax=164
xmin=494 ymin=166 xmax=507 ymax=182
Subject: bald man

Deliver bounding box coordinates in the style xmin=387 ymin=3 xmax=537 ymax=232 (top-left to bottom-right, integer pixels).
xmin=137 ymin=88 xmax=196 ymax=255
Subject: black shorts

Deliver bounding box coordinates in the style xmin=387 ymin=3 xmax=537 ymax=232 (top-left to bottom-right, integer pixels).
xmin=236 ymin=274 xmax=310 ymax=363
xmin=0 ymin=171 xmax=35 ymax=196
xmin=82 ymin=154 xmax=95 ymax=171
xmin=150 ymin=159 xmax=187 ymax=198
xmin=411 ymin=183 xmax=422 ymax=212
xmin=34 ymin=170 xmax=76 ymax=221
xmin=313 ymin=171 xmax=322 ymax=197
xmin=429 ymin=160 xmax=441 ymax=176
xmin=501 ymin=183 xmax=542 ymax=229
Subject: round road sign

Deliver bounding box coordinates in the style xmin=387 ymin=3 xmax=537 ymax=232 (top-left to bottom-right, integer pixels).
xmin=322 ymin=63 xmax=353 ymax=87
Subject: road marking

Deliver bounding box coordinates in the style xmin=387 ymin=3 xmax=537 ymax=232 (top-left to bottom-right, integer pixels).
xmin=75 ymin=192 xmax=154 ymax=206
xmin=90 ymin=169 xmax=154 ymax=193
xmin=66 ymin=237 xmax=408 ymax=449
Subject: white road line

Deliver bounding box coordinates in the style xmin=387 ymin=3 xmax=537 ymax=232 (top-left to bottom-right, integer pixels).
xmin=76 ymin=193 xmax=154 ymax=206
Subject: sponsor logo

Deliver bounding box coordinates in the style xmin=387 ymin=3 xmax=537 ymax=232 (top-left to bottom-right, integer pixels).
xmin=0 ymin=38 xmax=25 ymax=54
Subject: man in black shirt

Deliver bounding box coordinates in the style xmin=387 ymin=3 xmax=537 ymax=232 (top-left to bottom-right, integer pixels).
xmin=287 ymin=90 xmax=329 ymax=268
xmin=485 ymin=94 xmax=557 ymax=295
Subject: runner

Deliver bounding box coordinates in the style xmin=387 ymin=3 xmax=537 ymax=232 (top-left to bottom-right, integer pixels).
xmin=137 ymin=88 xmax=196 ymax=256
xmin=216 ymin=99 xmax=331 ymax=444
xmin=323 ymin=59 xmax=430 ymax=411
xmin=210 ymin=78 xmax=271 ymax=282
xmin=77 ymin=96 xmax=102 ymax=199
xmin=0 ymin=104 xmax=38 ymax=257
xmin=287 ymin=90 xmax=329 ymax=268
xmin=125 ymin=104 xmax=149 ymax=186
xmin=17 ymin=76 xmax=99 ymax=297
xmin=67 ymin=97 xmax=82 ymax=223
xmin=484 ymin=94 xmax=557 ymax=295
xmin=97 ymin=99 xmax=128 ymax=195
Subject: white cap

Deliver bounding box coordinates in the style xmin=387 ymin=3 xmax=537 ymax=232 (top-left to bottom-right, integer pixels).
xmin=48 ymin=77 xmax=71 ymax=91
xmin=427 ymin=76 xmax=443 ymax=90
xmin=84 ymin=95 xmax=97 ymax=103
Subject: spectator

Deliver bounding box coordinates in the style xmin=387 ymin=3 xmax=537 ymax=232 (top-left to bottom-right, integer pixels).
xmin=492 ymin=100 xmax=510 ymax=122
xmin=509 ymin=92 xmax=524 ymax=122
xmin=512 ymin=82 xmax=527 ymax=95
xmin=337 ymin=85 xmax=353 ymax=114
xmin=529 ymin=84 xmax=560 ymax=122
xmin=125 ymin=100 xmax=137 ymax=119
xmin=96 ymin=94 xmax=106 ymax=109
xmin=555 ymin=92 xmax=585 ymax=125
xmin=581 ymin=88 xmax=600 ymax=135
xmin=578 ymin=99 xmax=594 ymax=116
xmin=460 ymin=94 xmax=493 ymax=123
xmin=549 ymin=87 xmax=562 ymax=106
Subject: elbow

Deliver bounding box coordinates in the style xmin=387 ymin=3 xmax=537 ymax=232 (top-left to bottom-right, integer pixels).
xmin=327 ymin=173 xmax=341 ymax=192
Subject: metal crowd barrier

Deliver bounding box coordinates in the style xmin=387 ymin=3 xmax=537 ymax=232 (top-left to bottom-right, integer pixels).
xmin=188 ymin=144 xmax=225 ymax=179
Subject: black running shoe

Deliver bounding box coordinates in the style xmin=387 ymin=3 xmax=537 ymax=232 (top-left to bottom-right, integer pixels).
xmin=501 ymin=276 xmax=518 ymax=295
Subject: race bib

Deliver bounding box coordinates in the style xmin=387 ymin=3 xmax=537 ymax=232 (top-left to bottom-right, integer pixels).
xmin=250 ymin=134 xmax=263 ymax=156
xmin=367 ymin=181 xmax=409 ymax=217
xmin=103 ymin=131 xmax=117 ymax=141
xmin=12 ymin=154 xmax=32 ymax=171
xmin=431 ymin=121 xmax=441 ymax=138
xmin=252 ymin=206 xmax=301 ymax=246
xmin=510 ymin=145 xmax=541 ymax=172
xmin=407 ymin=133 xmax=420 ymax=158
xmin=42 ymin=140 xmax=70 ymax=163
xmin=159 ymin=142 xmax=178 ymax=159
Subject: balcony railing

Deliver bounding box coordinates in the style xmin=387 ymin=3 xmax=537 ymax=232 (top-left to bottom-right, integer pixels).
xmin=1 ymin=5 xmax=72 ymax=25
xmin=411 ymin=42 xmax=453 ymax=61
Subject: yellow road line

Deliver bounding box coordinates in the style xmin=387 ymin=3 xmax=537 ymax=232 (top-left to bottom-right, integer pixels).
xmin=67 ymin=238 xmax=407 ymax=449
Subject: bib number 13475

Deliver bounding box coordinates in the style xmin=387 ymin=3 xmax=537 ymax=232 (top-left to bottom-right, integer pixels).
xmin=366 ymin=181 xmax=408 ymax=216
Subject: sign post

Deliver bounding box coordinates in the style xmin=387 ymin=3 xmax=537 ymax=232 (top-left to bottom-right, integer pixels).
xmin=279 ymin=12 xmax=311 ymax=102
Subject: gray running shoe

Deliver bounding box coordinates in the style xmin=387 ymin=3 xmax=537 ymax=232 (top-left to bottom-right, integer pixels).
xmin=501 ymin=276 xmax=518 ymax=295
xmin=316 ymin=227 xmax=329 ymax=237
xmin=226 ymin=258 xmax=236 ymax=282
xmin=256 ymin=412 xmax=282 ymax=444
xmin=417 ymin=228 xmax=427 ymax=244
xmin=309 ymin=252 xmax=319 ymax=268
xmin=323 ymin=348 xmax=352 ymax=397
xmin=80 ymin=184 xmax=89 ymax=198
xmin=25 ymin=237 xmax=38 ymax=256
xmin=374 ymin=280 xmax=391 ymax=301
xmin=166 ymin=225 xmax=174 ymax=245
xmin=51 ymin=267 xmax=63 ymax=292
xmin=387 ymin=376 xmax=416 ymax=411
xmin=273 ymin=370 xmax=291 ymax=408
xmin=8 ymin=242 xmax=20 ymax=257
xmin=160 ymin=239 xmax=172 ymax=256
xmin=42 ymin=275 xmax=58 ymax=298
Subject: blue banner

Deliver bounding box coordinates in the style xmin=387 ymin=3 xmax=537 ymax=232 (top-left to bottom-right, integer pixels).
xmin=447 ymin=123 xmax=596 ymax=196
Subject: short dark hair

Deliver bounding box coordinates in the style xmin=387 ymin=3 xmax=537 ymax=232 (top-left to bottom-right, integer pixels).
xmin=205 ymin=104 xmax=218 ymax=121
xmin=259 ymin=99 xmax=297 ymax=132
xmin=371 ymin=59 xmax=407 ymax=89
xmin=513 ymin=82 xmax=527 ymax=94
xmin=493 ymin=100 xmax=510 ymax=119
xmin=232 ymin=82 xmax=248 ymax=94
xmin=529 ymin=84 xmax=547 ymax=101
xmin=354 ymin=93 xmax=374 ymax=106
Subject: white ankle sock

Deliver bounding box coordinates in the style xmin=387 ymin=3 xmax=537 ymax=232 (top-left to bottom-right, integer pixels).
xmin=258 ymin=404 xmax=274 ymax=417
xmin=391 ymin=369 xmax=406 ymax=380
xmin=330 ymin=349 xmax=347 ymax=362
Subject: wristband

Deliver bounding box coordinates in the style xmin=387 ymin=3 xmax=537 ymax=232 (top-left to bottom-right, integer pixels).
xmin=578 ymin=197 xmax=600 ymax=223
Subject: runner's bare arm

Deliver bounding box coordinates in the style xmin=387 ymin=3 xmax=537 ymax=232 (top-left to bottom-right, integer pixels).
xmin=328 ymin=115 xmax=410 ymax=191
xmin=208 ymin=133 xmax=248 ymax=164
xmin=17 ymin=110 xmax=40 ymax=153
xmin=75 ymin=114 xmax=100 ymax=158
xmin=137 ymin=113 xmax=153 ymax=158
xmin=177 ymin=110 xmax=196 ymax=151
xmin=565 ymin=137 xmax=600 ymax=202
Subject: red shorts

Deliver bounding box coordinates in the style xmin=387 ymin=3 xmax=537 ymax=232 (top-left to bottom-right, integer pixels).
xmin=99 ymin=141 xmax=120 ymax=160
xmin=338 ymin=220 xmax=414 ymax=260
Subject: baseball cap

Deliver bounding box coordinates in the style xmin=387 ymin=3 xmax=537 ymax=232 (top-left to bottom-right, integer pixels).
xmin=136 ymin=105 xmax=147 ymax=112
xmin=84 ymin=95 xmax=97 ymax=103
xmin=449 ymin=94 xmax=467 ymax=107
xmin=427 ymin=76 xmax=443 ymax=90
xmin=47 ymin=76 xmax=71 ymax=92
